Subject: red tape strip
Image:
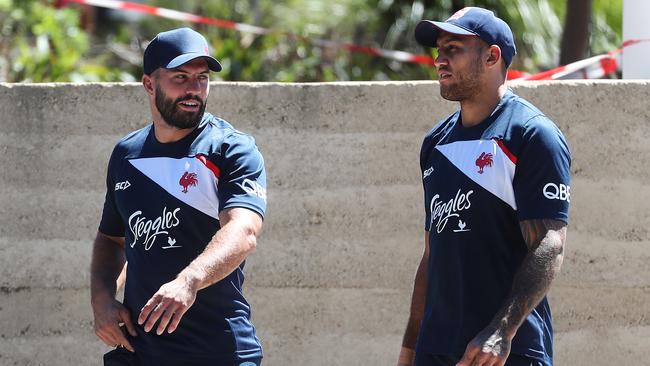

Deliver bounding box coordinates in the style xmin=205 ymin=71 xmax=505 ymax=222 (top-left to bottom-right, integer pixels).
xmin=59 ymin=0 xmax=650 ymax=80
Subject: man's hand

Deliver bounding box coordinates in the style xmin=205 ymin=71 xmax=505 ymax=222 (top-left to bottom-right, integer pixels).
xmin=456 ymin=219 xmax=566 ymax=366
xmin=138 ymin=277 xmax=198 ymax=335
xmin=456 ymin=326 xmax=511 ymax=366
xmin=93 ymin=297 xmax=137 ymax=352
xmin=91 ymin=232 xmax=135 ymax=351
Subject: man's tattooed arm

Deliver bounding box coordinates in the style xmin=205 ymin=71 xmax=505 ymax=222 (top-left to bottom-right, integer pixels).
xmin=456 ymin=219 xmax=567 ymax=366
xmin=492 ymin=219 xmax=567 ymax=338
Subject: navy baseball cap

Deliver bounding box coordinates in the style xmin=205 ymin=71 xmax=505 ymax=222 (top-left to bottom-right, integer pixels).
xmin=143 ymin=27 xmax=222 ymax=75
xmin=415 ymin=7 xmax=516 ymax=67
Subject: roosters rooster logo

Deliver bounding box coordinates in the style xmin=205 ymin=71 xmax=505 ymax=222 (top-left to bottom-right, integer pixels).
xmin=179 ymin=172 xmax=198 ymax=193
xmin=475 ymin=152 xmax=493 ymax=174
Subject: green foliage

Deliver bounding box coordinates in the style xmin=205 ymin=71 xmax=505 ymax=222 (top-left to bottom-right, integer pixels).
xmin=485 ymin=0 xmax=565 ymax=69
xmin=0 ymin=0 xmax=624 ymax=82
xmin=0 ymin=0 xmax=134 ymax=82
xmin=592 ymin=0 xmax=622 ymax=55
xmin=0 ymin=0 xmax=82 ymax=81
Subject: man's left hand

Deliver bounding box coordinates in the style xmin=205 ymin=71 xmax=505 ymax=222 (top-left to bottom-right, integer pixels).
xmin=138 ymin=278 xmax=197 ymax=335
xmin=456 ymin=326 xmax=511 ymax=366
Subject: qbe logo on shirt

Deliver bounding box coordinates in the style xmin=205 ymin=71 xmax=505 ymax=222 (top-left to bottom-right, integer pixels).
xmin=238 ymin=178 xmax=267 ymax=202
xmin=543 ymin=183 xmax=570 ymax=202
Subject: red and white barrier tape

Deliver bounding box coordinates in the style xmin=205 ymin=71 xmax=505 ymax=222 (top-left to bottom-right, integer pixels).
xmin=58 ymin=0 xmax=650 ymax=80
xmin=58 ymin=0 xmax=270 ymax=34
xmin=517 ymin=38 xmax=650 ymax=80
xmin=57 ymin=0 xmax=435 ymax=66
xmin=518 ymin=53 xmax=620 ymax=80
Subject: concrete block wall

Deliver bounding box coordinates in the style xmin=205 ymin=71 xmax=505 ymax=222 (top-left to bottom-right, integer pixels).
xmin=0 ymin=81 xmax=648 ymax=366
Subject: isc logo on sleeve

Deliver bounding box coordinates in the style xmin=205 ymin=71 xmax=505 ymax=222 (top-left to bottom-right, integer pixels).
xmin=543 ymin=183 xmax=570 ymax=202
xmin=115 ymin=180 xmax=131 ymax=191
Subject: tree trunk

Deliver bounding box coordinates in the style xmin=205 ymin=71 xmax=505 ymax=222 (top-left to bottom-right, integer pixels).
xmin=559 ymin=0 xmax=593 ymax=65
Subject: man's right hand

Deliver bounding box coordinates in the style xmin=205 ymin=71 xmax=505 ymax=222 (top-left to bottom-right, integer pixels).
xmin=93 ymin=297 xmax=137 ymax=352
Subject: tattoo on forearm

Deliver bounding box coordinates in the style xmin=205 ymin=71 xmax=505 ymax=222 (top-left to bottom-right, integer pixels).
xmin=494 ymin=219 xmax=567 ymax=335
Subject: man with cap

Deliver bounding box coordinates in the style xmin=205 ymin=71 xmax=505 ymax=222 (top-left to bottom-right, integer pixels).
xmin=398 ymin=7 xmax=571 ymax=366
xmin=90 ymin=27 xmax=267 ymax=366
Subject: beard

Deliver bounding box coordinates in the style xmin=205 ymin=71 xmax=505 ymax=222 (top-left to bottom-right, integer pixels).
xmin=155 ymin=85 xmax=207 ymax=130
xmin=439 ymin=53 xmax=484 ymax=102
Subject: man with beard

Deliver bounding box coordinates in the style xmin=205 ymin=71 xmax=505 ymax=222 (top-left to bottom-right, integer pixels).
xmin=91 ymin=28 xmax=267 ymax=366
xmin=397 ymin=7 xmax=571 ymax=366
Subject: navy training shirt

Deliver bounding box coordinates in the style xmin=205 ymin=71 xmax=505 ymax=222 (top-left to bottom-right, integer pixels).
xmin=99 ymin=113 xmax=267 ymax=364
xmin=416 ymin=90 xmax=571 ymax=365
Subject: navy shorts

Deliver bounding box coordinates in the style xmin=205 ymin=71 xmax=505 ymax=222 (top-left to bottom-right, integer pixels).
xmin=414 ymin=352 xmax=546 ymax=366
xmin=103 ymin=348 xmax=262 ymax=366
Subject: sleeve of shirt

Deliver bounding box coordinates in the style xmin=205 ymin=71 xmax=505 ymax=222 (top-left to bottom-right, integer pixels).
xmin=98 ymin=147 xmax=126 ymax=237
xmin=217 ymin=132 xmax=267 ymax=218
xmin=513 ymin=115 xmax=572 ymax=223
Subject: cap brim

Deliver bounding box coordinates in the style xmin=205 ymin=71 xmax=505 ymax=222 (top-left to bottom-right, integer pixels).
xmin=166 ymin=53 xmax=222 ymax=72
xmin=415 ymin=20 xmax=477 ymax=48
